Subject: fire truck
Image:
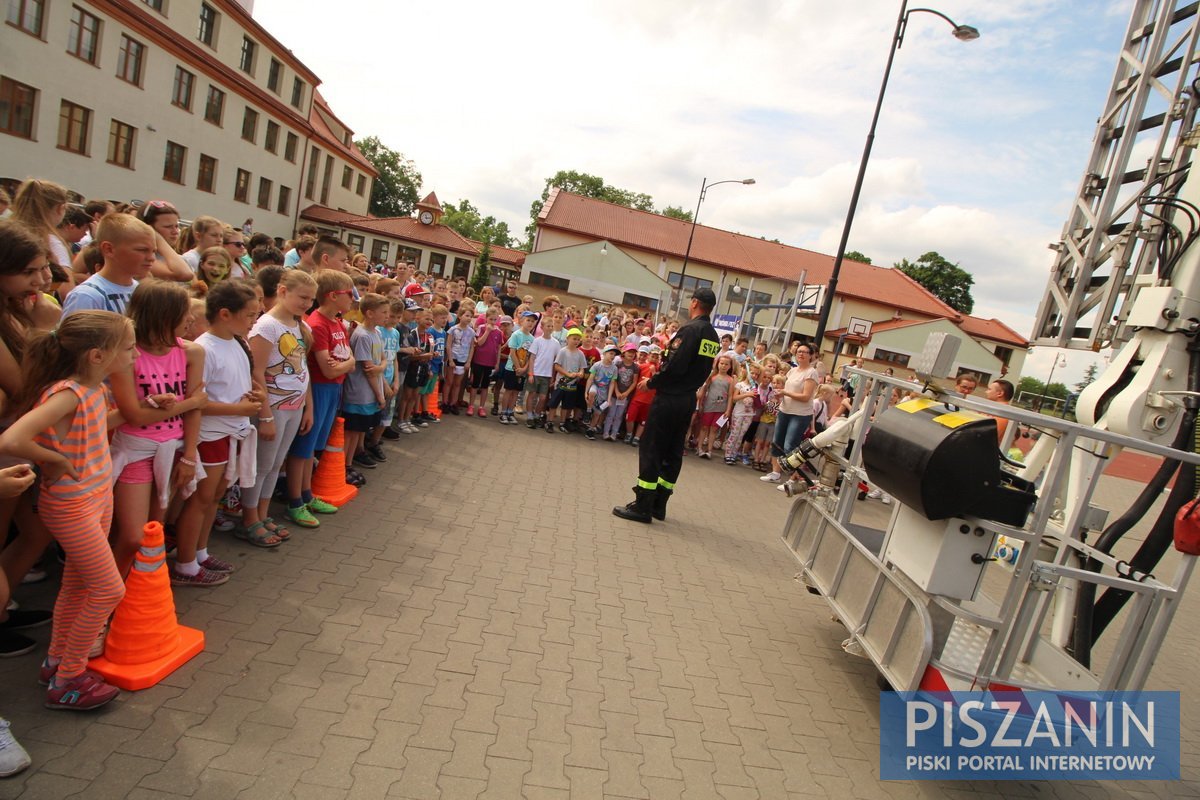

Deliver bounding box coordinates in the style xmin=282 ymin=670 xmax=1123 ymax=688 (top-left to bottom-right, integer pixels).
xmin=782 ymin=0 xmax=1200 ymax=694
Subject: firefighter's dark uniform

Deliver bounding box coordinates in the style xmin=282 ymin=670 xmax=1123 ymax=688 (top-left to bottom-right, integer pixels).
xmin=613 ymin=306 xmax=719 ymax=522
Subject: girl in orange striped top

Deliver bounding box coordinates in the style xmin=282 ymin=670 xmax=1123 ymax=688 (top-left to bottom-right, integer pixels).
xmin=0 ymin=311 xmax=136 ymax=710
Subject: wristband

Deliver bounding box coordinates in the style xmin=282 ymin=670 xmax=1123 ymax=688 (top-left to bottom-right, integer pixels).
xmin=179 ymin=457 xmax=197 ymax=467
xmin=146 ymin=396 xmax=161 ymax=409
xmin=259 ymin=416 xmax=274 ymax=423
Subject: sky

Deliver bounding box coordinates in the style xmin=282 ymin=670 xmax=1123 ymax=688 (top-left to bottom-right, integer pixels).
xmin=254 ymin=0 xmax=1136 ymax=387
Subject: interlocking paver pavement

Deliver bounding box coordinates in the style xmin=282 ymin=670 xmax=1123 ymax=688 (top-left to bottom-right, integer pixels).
xmin=2 ymin=415 xmax=1199 ymax=798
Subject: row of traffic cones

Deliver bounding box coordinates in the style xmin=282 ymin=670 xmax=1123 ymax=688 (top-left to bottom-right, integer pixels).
xmin=92 ymin=416 xmax=366 ymax=690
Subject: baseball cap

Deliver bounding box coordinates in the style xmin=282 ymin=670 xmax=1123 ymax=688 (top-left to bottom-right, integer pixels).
xmin=622 ymin=343 xmax=637 ymax=353
xmin=639 ymin=336 xmax=652 ymax=345
xmin=637 ymin=344 xmax=651 ymax=354
xmin=603 ymin=344 xmax=620 ymax=354
xmin=567 ymin=327 xmax=583 ymax=339
xmin=693 ymin=287 xmax=717 ymax=307
xmin=649 ymin=344 xmax=662 ymax=354
xmin=403 ymin=298 xmax=421 ymax=311
xmin=521 ymin=310 xmax=539 ymax=318
xmin=498 ymin=315 xmax=513 ymax=325
xmin=404 ymin=284 xmax=430 ymax=298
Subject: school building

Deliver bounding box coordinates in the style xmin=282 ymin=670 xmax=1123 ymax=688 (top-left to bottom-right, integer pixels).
xmin=530 ymin=188 xmax=1028 ymax=381
xmin=299 ymin=192 xmax=527 ymax=284
xmin=0 ymin=0 xmax=376 ymax=240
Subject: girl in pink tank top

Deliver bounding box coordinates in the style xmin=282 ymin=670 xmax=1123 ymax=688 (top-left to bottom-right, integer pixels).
xmin=109 ymin=281 xmax=207 ymax=578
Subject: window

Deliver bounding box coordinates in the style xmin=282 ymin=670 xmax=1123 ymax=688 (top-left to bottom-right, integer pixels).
xmin=276 ymin=185 xmax=291 ymax=215
xmin=284 ymin=131 xmax=297 ymax=162
xmin=304 ymin=146 xmax=318 ymax=199
xmin=453 ymin=258 xmax=471 ymax=279
xmin=290 ymin=77 xmax=304 ymax=108
xmin=197 ymin=3 xmax=217 ymax=46
xmin=142 ymin=0 xmax=164 ymax=12
xmin=257 ymin=177 xmax=272 ymax=209
xmin=117 ymin=35 xmax=145 ymax=86
xmin=724 ymin=284 xmax=771 ymax=308
xmin=371 ymin=240 xmax=390 ymax=264
xmin=529 ymin=271 xmax=570 ymax=291
xmin=622 ymin=292 xmax=658 ymax=311
xmin=356 ymin=175 xmax=367 ymax=196
xmin=163 ymin=141 xmax=186 ymax=183
xmin=7 ymin=0 xmax=44 ymax=37
xmin=346 ymin=234 xmax=364 ymax=254
xmin=234 ymin=168 xmax=250 ymax=203
xmin=107 ymin=119 xmax=135 ymax=167
xmin=0 ymin=77 xmax=37 ymax=139
xmin=241 ymin=107 xmax=258 ymax=142
xmin=873 ymin=348 xmax=910 ymax=368
xmin=267 ymin=58 xmax=282 ymax=93
xmin=341 ymin=165 xmax=352 ymax=189
xmin=320 ymin=154 xmax=333 ymax=204
xmin=57 ymin=100 xmax=90 ymax=154
xmin=667 ymin=272 xmax=713 ymax=293
xmin=398 ymin=247 xmax=422 ymax=266
xmin=171 ymin=66 xmax=194 ymax=111
xmin=204 ymin=85 xmax=224 ymax=126
xmin=264 ymin=120 xmax=278 ymax=153
xmin=67 ymin=6 xmax=101 ymax=63
xmin=239 ymin=36 xmax=256 ymax=75
xmin=428 ymin=253 xmax=446 ymax=276
xmin=994 ymin=346 xmax=1014 ymax=367
xmin=197 ymin=154 xmax=217 ymax=192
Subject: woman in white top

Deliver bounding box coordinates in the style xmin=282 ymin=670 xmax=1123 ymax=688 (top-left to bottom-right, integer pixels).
xmin=180 ymin=216 xmax=225 ymax=273
xmin=9 ymin=179 xmax=71 ymax=270
xmin=761 ymin=344 xmax=819 ymax=482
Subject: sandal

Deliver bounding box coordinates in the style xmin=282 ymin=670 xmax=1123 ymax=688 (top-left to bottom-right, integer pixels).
xmin=234 ymin=521 xmax=283 ymax=548
xmin=261 ymin=517 xmax=291 ymax=541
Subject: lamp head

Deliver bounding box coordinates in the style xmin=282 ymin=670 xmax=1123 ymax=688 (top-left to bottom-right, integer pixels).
xmin=742 ymin=178 xmax=756 ymax=185
xmin=953 ymin=24 xmax=980 ymax=41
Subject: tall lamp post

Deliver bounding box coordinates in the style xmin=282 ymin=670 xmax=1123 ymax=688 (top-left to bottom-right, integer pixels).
xmin=674 ymin=177 xmax=755 ymax=317
xmin=811 ymin=2 xmax=979 ymax=350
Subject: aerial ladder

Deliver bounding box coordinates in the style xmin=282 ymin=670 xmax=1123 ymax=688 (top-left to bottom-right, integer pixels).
xmin=780 ymin=0 xmax=1200 ymax=694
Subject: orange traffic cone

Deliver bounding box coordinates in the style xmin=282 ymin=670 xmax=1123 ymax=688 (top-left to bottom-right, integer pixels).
xmin=424 ymin=383 xmax=442 ymax=419
xmin=89 ymin=522 xmax=205 ymax=690
xmin=311 ymin=416 xmax=358 ymax=507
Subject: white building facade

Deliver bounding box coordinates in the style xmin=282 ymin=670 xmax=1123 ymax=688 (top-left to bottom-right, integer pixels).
xmin=0 ymin=0 xmax=375 ymax=239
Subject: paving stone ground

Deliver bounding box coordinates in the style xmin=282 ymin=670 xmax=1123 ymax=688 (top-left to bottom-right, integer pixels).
xmin=1 ymin=414 xmax=1198 ymax=798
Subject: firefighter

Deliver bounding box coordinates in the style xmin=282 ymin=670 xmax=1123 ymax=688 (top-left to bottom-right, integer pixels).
xmin=612 ymin=287 xmax=719 ymax=523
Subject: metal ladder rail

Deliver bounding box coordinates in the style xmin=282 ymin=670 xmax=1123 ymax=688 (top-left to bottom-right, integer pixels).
xmin=1032 ymin=0 xmax=1200 ymax=350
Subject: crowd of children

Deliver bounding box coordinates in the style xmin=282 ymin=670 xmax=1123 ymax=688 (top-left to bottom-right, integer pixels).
xmin=0 ymin=178 xmax=848 ymax=776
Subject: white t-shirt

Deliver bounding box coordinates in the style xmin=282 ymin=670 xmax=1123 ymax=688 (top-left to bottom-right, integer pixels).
xmin=197 ymin=332 xmax=253 ymax=440
xmin=48 ymin=235 xmax=71 ymax=269
xmin=780 ymin=366 xmax=819 ymax=417
xmin=182 ymin=249 xmax=202 ymax=273
xmin=529 ymin=336 xmax=562 ymax=378
xmin=62 ymin=273 xmax=138 ymax=316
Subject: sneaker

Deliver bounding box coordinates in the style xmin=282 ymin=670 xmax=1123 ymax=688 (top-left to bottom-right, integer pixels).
xmin=171 ymin=566 xmax=230 ymax=587
xmin=308 ymin=497 xmax=338 ymax=515
xmin=446 ymin=405 xmax=460 ymax=415
xmin=414 ymin=418 xmax=429 ymax=428
xmin=0 ymin=718 xmax=31 ymax=777
xmin=286 ymin=504 xmax=321 ymax=528
xmin=491 ymin=406 xmax=500 ymax=416
xmin=367 ymin=444 xmax=387 ymax=462
xmin=0 ymin=609 xmax=52 ymax=630
xmin=382 ymin=427 xmax=402 ymax=440
xmin=741 ymin=455 xmax=752 ymax=466
xmin=867 ymin=489 xmax=882 ymax=500
xmin=585 ymin=428 xmax=597 ymax=440
xmin=45 ymin=671 xmax=120 ymax=711
xmin=699 ymin=451 xmax=711 ymax=460
xmin=630 ymin=436 xmax=640 ymax=446
xmin=882 ymin=494 xmax=892 ymax=505
xmin=199 ymin=555 xmax=235 ymax=573
xmin=526 ymin=418 xmax=538 ymax=429
xmin=465 ymin=405 xmax=474 ymax=416
xmin=545 ymin=422 xmax=555 ymax=434
xmin=498 ymin=414 xmax=510 ymax=425
xmin=558 ymin=423 xmax=568 ymax=433
xmin=761 ymin=472 xmax=782 ymax=483
xmin=724 ymin=456 xmax=736 ymax=465
xmin=0 ymin=631 xmax=35 ymax=658
xmin=478 ymin=407 xmax=488 ymax=418
xmin=353 ymin=452 xmax=378 ymax=470
xmin=779 ymin=480 xmax=799 ymax=495
xmin=399 ymin=422 xmax=417 ymax=434
xmin=20 ymin=565 xmax=46 ymax=584
xmin=345 ymin=469 xmax=367 ymax=487
xmin=212 ymin=515 xmax=237 ymax=533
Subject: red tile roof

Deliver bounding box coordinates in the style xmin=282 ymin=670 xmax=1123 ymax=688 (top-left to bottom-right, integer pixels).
xmin=957 ymin=315 xmax=1029 ymax=347
xmin=310 ymin=92 xmax=378 ymax=176
xmin=824 ymin=318 xmax=929 ymax=341
xmin=537 ymin=190 xmax=962 ymax=320
xmin=300 ymin=205 xmax=371 ymax=226
xmin=471 ymin=240 xmax=526 ymax=267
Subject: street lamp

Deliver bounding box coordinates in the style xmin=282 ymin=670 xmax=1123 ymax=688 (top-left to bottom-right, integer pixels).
xmin=674 ymin=177 xmax=755 ymax=317
xmin=811 ymin=2 xmax=979 ymax=350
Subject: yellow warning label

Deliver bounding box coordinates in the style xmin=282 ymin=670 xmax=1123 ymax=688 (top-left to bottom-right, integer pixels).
xmin=896 ymin=398 xmax=936 ymax=413
xmin=699 ymin=339 xmax=719 ymax=357
xmin=931 ymin=411 xmax=984 ymax=429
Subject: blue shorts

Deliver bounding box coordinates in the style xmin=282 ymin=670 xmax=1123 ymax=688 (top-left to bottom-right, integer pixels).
xmin=289 ymin=382 xmax=341 ymax=459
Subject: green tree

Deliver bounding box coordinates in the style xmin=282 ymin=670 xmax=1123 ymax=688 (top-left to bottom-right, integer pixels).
xmin=1017 ymin=376 xmax=1044 ymax=400
xmin=1075 ymin=362 xmax=1099 ymax=393
xmin=661 ymin=205 xmax=693 ymax=222
xmin=442 ymin=199 xmax=514 ymax=248
xmin=525 ymin=170 xmax=656 ymax=247
xmin=355 ymin=136 xmax=422 ymax=217
xmin=1043 ymin=382 xmax=1069 ymax=400
xmin=844 ymin=250 xmax=873 ymax=265
xmin=895 ymin=251 xmax=975 ymax=314
xmin=470 ymin=240 xmax=493 ymax=294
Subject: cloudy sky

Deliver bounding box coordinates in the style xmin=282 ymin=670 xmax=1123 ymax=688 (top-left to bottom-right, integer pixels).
xmin=255 ymin=0 xmax=1133 ymax=385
